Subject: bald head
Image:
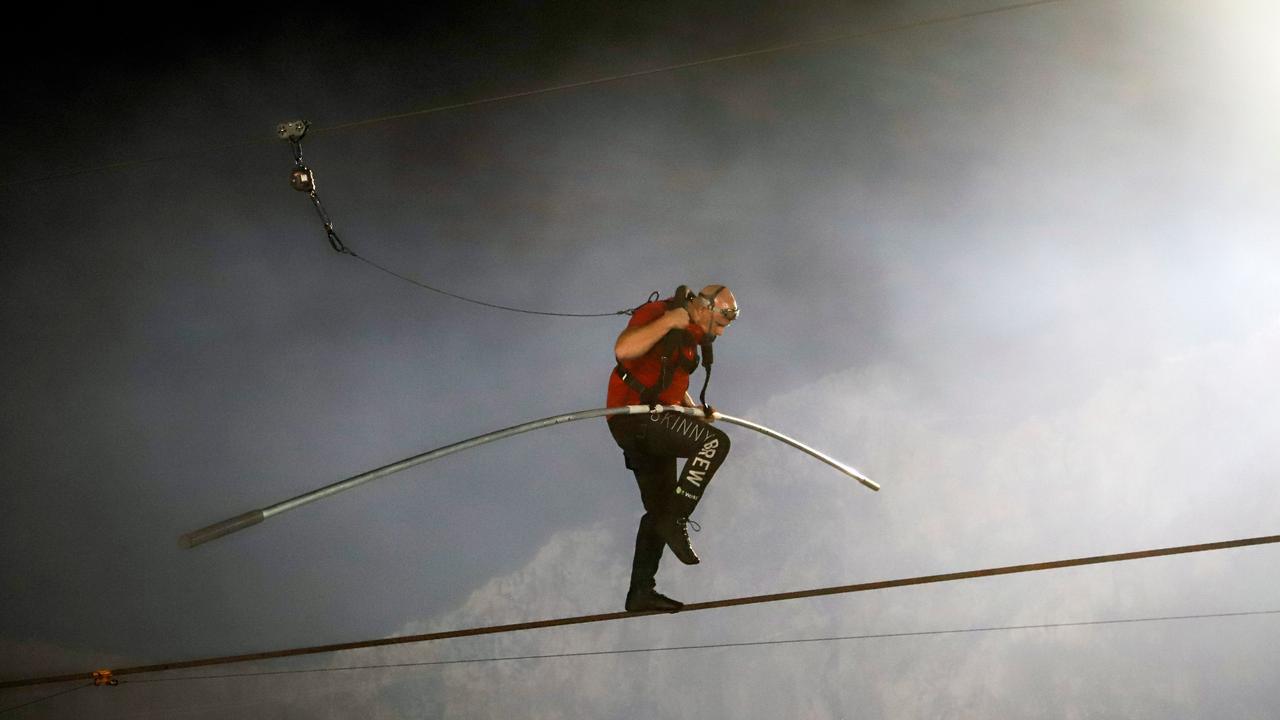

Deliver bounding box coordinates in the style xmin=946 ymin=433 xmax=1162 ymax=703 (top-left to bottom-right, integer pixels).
xmin=694 ymin=284 xmax=739 ymax=337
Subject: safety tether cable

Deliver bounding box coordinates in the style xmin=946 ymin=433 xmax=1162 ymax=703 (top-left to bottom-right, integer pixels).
xmin=352 ymin=253 xmax=637 ymax=317
xmin=284 ymin=126 xmax=637 ymax=317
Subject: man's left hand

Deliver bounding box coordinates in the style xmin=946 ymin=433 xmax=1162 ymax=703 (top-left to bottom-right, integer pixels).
xmin=700 ymin=404 xmax=717 ymax=422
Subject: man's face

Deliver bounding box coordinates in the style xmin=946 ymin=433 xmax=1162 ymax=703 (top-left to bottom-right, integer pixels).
xmin=693 ymin=296 xmax=737 ymax=337
xmin=708 ymin=309 xmax=733 ymax=337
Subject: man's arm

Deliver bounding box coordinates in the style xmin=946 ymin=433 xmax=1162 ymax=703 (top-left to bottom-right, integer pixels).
xmin=614 ymin=307 xmax=690 ymax=360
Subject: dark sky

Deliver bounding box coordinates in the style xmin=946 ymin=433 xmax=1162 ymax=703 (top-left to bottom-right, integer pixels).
xmin=4 ymin=1 xmax=1280 ymax=717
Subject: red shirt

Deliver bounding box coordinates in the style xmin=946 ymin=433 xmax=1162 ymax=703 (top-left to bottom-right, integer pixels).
xmin=607 ymin=299 xmax=705 ymax=408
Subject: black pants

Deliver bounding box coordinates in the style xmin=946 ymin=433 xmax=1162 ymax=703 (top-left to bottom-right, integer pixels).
xmin=609 ymin=412 xmax=731 ymax=589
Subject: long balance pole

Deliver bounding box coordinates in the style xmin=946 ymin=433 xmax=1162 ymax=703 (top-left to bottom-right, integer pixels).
xmin=179 ymin=405 xmax=878 ymax=549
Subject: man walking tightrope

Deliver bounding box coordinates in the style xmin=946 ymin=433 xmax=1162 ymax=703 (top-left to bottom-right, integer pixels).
xmin=606 ymin=285 xmax=739 ymax=612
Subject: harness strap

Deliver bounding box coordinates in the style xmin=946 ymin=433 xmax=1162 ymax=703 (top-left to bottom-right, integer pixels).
xmin=698 ymin=363 xmax=712 ymax=408
xmin=615 ymin=329 xmax=698 ymax=406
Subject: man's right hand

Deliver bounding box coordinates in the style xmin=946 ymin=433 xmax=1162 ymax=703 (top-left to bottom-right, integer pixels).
xmin=615 ymin=304 xmax=693 ymax=360
xmin=663 ymin=307 xmax=690 ymax=329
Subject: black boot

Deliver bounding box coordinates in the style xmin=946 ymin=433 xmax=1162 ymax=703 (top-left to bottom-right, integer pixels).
xmin=654 ymin=479 xmax=706 ymax=565
xmin=625 ymin=586 xmax=683 ymax=613
xmin=625 ymin=513 xmax=683 ymax=612
xmin=654 ymin=514 xmax=700 ymax=565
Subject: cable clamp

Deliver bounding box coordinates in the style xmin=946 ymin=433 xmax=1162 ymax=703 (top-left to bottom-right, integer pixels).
xmin=92 ymin=669 xmax=118 ymax=686
xmin=277 ymin=119 xmax=310 ymax=142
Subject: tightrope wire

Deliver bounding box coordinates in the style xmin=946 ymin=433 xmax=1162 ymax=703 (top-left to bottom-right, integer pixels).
xmin=117 ymin=609 xmax=1280 ymax=685
xmin=5 ymin=531 xmax=1277 ymax=690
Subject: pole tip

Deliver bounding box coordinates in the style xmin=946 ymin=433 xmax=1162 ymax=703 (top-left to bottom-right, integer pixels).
xmin=178 ymin=510 xmax=265 ymax=549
